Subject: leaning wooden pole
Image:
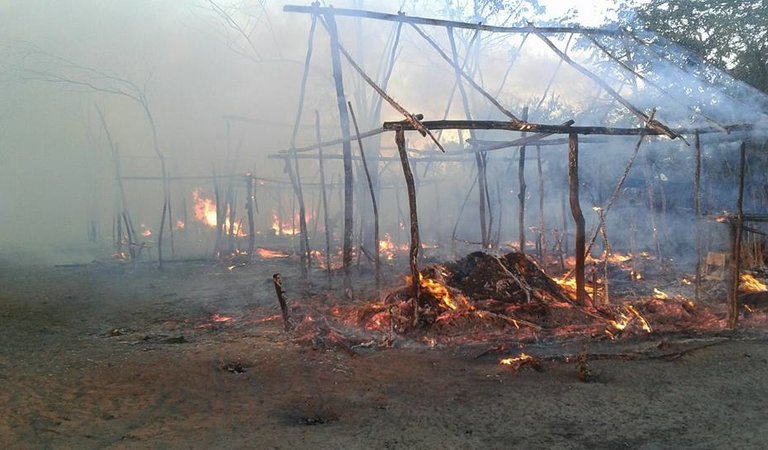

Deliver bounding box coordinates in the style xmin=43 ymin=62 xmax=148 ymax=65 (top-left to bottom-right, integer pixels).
xmin=315 ymin=111 xmax=333 ymax=287
xmin=693 ymin=131 xmax=702 ymax=303
xmin=568 ymin=133 xmax=588 ymax=307
xmin=349 ymin=102 xmax=380 ymax=289
xmin=324 ymin=11 xmax=355 ymax=297
xmin=284 ymin=157 xmax=311 ymax=280
xmin=395 ymin=127 xmax=421 ymax=326
xmin=518 ymin=106 xmax=529 ymax=252
xmin=728 ymin=142 xmax=746 ymax=329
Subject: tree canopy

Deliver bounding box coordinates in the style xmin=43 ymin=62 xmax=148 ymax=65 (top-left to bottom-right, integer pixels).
xmin=619 ymin=0 xmax=768 ymax=94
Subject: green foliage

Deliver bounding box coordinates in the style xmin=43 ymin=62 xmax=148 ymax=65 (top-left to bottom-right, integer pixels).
xmin=620 ymin=0 xmax=768 ymax=93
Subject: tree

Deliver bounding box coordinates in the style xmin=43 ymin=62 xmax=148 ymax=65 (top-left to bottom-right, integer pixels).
xmin=618 ymin=0 xmax=768 ymax=94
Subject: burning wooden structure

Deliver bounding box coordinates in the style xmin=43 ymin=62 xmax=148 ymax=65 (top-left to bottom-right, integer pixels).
xmin=110 ymin=4 xmax=768 ymax=338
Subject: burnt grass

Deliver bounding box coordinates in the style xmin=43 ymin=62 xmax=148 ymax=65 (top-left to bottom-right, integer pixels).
xmin=2 ymin=257 xmax=768 ymax=449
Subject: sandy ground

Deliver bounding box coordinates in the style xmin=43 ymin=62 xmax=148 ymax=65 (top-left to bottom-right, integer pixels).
xmin=2 ymin=259 xmax=768 ymax=449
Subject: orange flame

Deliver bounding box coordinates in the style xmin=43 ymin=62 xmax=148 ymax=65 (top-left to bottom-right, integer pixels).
xmin=270 ymin=211 xmax=314 ymax=236
xmin=740 ymin=274 xmax=768 ymax=293
xmin=407 ymin=272 xmax=471 ymax=311
xmin=192 ymin=189 xmax=246 ymax=237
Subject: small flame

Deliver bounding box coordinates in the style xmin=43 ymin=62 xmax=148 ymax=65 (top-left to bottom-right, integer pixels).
xmin=139 ymin=224 xmax=152 ymax=237
xmin=653 ymin=288 xmax=669 ymax=300
xmin=609 ymin=304 xmax=652 ymax=335
xmin=740 ymin=274 xmax=768 ymax=293
xmin=176 ymin=220 xmax=185 ymax=230
xmin=500 ymin=353 xmax=533 ymax=365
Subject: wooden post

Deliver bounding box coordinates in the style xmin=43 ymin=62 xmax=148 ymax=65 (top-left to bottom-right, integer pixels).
xmin=518 ymin=106 xmax=529 ymax=252
xmin=315 ymin=111 xmax=333 ymax=287
xmin=324 ymin=11 xmax=355 ymax=297
xmin=246 ymin=173 xmax=256 ymax=260
xmin=569 ymin=133 xmax=589 ymax=307
xmin=395 ymin=127 xmax=421 ymax=326
xmin=349 ymin=102 xmax=380 ymax=289
xmin=536 ymin=145 xmax=546 ymax=263
xmin=728 ymin=142 xmax=746 ymax=329
xmin=694 ymin=131 xmax=702 ymax=303
xmin=447 ymin=26 xmax=488 ymax=248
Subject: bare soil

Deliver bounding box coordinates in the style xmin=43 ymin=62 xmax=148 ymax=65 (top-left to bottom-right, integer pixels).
xmin=2 ymin=259 xmax=768 ymax=449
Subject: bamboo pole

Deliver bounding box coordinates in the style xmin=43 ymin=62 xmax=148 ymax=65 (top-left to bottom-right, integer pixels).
xmin=728 ymin=142 xmax=746 ymax=329
xmin=349 ymin=102 xmax=380 ymax=289
xmin=395 ymin=127 xmax=421 ymax=326
xmin=324 ymin=11 xmax=355 ymax=297
xmin=569 ymin=133 xmax=589 ymax=307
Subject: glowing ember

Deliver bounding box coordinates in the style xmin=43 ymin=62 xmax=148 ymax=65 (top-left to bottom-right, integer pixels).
xmin=256 ymin=248 xmax=290 ymax=259
xmin=192 ymin=189 xmax=246 ymax=237
xmin=176 ymin=220 xmax=185 ymax=230
xmin=740 ymin=274 xmax=768 ymax=293
xmin=140 ymin=224 xmax=152 ymax=237
xmin=211 ymin=314 xmax=233 ymax=323
xmin=653 ymin=288 xmax=669 ymax=300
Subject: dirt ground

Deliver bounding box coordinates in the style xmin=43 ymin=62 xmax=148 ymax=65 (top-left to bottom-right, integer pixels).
xmin=2 ymin=258 xmax=768 ymax=449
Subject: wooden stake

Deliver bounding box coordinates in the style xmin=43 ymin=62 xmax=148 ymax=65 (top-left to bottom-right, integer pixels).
xmin=349 ymin=102 xmax=380 ymax=289
xmin=569 ymin=133 xmax=589 ymax=307
xmin=396 ymin=127 xmax=421 ymax=325
xmin=272 ymin=273 xmax=292 ymax=332
xmin=324 ymin=11 xmax=354 ymax=297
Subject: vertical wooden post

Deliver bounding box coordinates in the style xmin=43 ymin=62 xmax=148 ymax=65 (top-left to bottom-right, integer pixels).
xmin=518 ymin=106 xmax=529 ymax=252
xmin=447 ymin=26 xmax=488 ymax=248
xmin=246 ymin=174 xmax=256 ymax=260
xmin=396 ymin=127 xmax=420 ymax=326
xmin=693 ymin=131 xmax=702 ymax=303
xmin=536 ymin=145 xmax=546 ymax=263
xmin=348 ymin=102 xmax=380 ymax=289
xmin=324 ymin=10 xmax=355 ymax=296
xmin=728 ymin=142 xmax=746 ymax=329
xmin=315 ymin=111 xmax=333 ymax=287
xmin=569 ymin=133 xmax=588 ymax=307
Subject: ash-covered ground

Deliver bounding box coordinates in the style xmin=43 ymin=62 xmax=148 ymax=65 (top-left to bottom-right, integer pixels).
xmin=2 ymin=257 xmax=768 ymax=449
